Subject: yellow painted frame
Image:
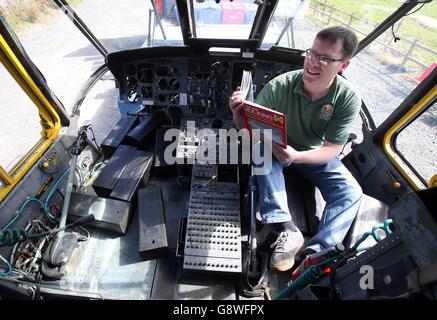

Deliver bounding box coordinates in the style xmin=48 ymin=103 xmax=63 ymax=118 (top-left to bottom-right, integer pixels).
xmin=0 ymin=33 xmax=61 ymax=202
xmin=383 ymin=85 xmax=436 ymax=191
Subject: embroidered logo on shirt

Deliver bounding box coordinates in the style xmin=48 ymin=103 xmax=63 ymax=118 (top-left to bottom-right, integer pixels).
xmin=320 ymin=104 xmax=334 ymax=121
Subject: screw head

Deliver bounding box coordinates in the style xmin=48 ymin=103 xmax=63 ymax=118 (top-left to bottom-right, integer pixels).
xmin=383 ymin=274 xmax=392 ymax=285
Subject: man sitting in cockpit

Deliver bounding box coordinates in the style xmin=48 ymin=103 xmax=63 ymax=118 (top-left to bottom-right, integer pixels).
xmin=229 ymin=26 xmax=362 ymax=271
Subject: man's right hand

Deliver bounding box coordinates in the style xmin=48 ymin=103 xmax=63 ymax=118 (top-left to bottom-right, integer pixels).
xmin=229 ymin=87 xmax=245 ymax=129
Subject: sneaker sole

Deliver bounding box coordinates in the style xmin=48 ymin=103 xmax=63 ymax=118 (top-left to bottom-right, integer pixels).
xmin=270 ymin=234 xmax=304 ymax=272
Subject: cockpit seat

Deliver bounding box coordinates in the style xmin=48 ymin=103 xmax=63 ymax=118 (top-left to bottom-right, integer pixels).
xmin=283 ymin=166 xmax=389 ymax=250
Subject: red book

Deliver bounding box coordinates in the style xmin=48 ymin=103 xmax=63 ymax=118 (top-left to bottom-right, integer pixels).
xmin=241 ymin=100 xmax=287 ymax=148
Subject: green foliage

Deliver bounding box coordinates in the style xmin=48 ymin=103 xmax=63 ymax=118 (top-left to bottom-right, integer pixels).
xmin=0 ymin=0 xmax=83 ymax=35
xmin=307 ymin=0 xmax=437 ymax=75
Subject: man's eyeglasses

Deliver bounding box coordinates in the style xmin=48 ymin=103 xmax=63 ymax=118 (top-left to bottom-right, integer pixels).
xmin=304 ymin=49 xmax=344 ymax=66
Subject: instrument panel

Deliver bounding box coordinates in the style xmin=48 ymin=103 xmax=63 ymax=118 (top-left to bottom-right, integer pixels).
xmin=112 ymin=49 xmax=303 ymax=121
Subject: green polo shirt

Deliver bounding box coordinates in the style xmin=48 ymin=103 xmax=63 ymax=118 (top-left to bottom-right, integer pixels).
xmin=254 ymin=70 xmax=361 ymax=150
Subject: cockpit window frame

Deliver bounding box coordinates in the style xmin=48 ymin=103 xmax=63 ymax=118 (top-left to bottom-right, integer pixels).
xmin=0 ymin=26 xmax=61 ymax=202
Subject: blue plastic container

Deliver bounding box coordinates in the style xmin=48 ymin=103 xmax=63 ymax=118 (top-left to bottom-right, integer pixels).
xmin=196 ymin=5 xmax=222 ymax=24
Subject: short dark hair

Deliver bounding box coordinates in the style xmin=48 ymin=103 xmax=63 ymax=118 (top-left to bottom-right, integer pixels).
xmin=316 ymin=26 xmax=358 ymax=59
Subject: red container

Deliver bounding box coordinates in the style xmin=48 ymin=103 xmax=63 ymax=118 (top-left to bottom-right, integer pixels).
xmin=155 ymin=0 xmax=164 ymax=16
xmin=222 ymin=3 xmax=245 ymax=24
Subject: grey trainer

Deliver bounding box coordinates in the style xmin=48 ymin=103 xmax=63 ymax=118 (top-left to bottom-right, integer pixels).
xmin=270 ymin=229 xmax=304 ymax=271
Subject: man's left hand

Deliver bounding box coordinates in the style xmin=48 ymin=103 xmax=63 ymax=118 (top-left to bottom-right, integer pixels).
xmin=272 ymin=143 xmax=300 ymax=164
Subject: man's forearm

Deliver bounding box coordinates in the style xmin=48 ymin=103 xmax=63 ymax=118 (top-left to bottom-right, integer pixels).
xmin=293 ymin=145 xmax=340 ymax=165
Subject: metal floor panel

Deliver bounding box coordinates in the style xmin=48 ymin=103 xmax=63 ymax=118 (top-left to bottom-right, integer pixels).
xmin=148 ymin=179 xmax=191 ymax=249
xmin=151 ymin=255 xmax=237 ymax=300
xmin=43 ymin=212 xmax=156 ymax=300
xmin=146 ymin=179 xmax=237 ymax=299
xmin=41 ymin=178 xmax=191 ymax=299
xmin=38 ymin=177 xmax=241 ymax=299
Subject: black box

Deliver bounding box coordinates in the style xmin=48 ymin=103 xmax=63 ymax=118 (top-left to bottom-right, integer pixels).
xmin=101 ymin=116 xmax=139 ymax=158
xmin=138 ymin=186 xmax=169 ymax=260
xmin=92 ymin=145 xmax=137 ymax=197
xmin=110 ymin=151 xmax=154 ymax=202
xmin=68 ymin=192 xmax=131 ymax=234
xmin=93 ymin=145 xmax=154 ymax=204
xmin=125 ymin=111 xmax=165 ymax=148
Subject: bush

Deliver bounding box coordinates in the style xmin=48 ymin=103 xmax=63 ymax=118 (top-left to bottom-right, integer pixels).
xmin=0 ymin=0 xmax=80 ymax=34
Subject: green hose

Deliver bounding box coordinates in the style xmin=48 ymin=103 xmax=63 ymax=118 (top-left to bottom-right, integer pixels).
xmin=275 ymin=219 xmax=395 ymax=299
xmin=275 ymin=264 xmax=326 ymax=299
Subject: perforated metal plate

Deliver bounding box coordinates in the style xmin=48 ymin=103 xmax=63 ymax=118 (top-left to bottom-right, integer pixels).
xmin=183 ymin=164 xmax=242 ymax=273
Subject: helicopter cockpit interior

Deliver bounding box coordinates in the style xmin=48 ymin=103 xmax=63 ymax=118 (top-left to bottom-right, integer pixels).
xmin=0 ymin=0 xmax=436 ymax=300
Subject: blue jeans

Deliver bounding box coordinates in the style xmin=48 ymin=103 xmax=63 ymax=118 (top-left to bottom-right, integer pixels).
xmin=256 ymin=151 xmax=363 ymax=252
